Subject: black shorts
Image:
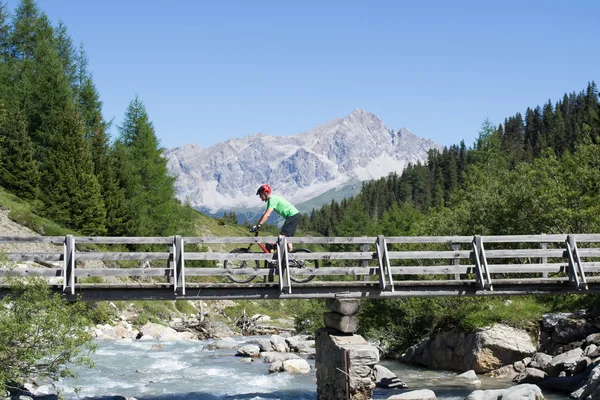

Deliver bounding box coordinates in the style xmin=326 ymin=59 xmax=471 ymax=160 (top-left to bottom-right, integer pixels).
xmin=280 ymin=213 xmax=300 ymax=237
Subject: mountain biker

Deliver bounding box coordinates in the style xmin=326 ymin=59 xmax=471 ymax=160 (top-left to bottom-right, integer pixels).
xmin=251 ymin=184 xmax=300 ymax=252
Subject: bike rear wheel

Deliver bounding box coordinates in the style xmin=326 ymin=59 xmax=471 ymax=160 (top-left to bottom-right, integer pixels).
xmin=224 ymin=248 xmax=259 ymax=283
xmin=289 ymin=248 xmax=318 ymax=283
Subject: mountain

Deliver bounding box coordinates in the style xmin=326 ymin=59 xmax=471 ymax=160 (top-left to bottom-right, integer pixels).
xmin=164 ymin=109 xmax=442 ymax=214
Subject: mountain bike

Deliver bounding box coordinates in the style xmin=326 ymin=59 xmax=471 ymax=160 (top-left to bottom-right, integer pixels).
xmin=223 ymin=232 xmax=318 ymax=283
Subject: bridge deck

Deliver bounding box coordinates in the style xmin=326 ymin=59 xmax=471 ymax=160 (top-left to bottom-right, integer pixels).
xmin=1 ymin=234 xmax=600 ymax=300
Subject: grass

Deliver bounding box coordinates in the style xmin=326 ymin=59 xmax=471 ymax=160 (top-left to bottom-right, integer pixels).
xmin=0 ymin=187 xmax=71 ymax=236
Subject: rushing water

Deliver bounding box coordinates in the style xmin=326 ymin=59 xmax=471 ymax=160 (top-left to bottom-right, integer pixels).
xmin=53 ymin=337 xmax=570 ymax=400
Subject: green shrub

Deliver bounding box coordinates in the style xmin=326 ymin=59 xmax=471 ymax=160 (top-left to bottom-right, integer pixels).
xmin=0 ymin=279 xmax=96 ymax=392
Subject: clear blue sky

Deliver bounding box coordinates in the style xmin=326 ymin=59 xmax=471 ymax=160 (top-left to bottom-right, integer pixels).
xmin=6 ymin=0 xmax=600 ymax=149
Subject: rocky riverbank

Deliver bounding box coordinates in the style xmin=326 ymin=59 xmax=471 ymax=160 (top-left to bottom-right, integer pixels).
xmin=401 ymin=309 xmax=600 ymax=399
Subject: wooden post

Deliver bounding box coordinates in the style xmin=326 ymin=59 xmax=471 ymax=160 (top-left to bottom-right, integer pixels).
xmin=472 ymin=236 xmax=493 ymax=291
xmin=540 ymin=236 xmax=548 ymax=278
xmin=451 ymin=243 xmax=460 ymax=280
xmin=63 ymin=235 xmax=75 ymax=295
xmin=277 ymin=235 xmax=291 ymax=294
xmin=566 ymin=235 xmax=587 ymax=290
xmin=175 ymin=235 xmax=185 ymax=295
xmin=375 ymin=236 xmax=394 ymax=292
xmin=360 ymin=243 xmax=369 ymax=281
xmin=167 ymin=237 xmax=175 ymax=285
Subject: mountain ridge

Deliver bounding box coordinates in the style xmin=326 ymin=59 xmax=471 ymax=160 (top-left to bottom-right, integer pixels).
xmin=164 ymin=109 xmax=442 ymax=212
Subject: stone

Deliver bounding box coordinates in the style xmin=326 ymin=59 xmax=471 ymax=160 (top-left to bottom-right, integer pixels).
xmin=269 ymin=360 xmax=283 ymax=373
xmin=259 ymin=351 xmax=301 ymax=363
xmin=387 ymin=389 xmax=437 ymax=400
xmin=374 ymin=364 xmax=407 ymax=389
xmin=283 ymin=358 xmax=311 ymax=373
xmin=326 ymin=299 xmax=360 ymax=316
xmin=465 ymin=384 xmax=544 ymax=400
xmin=206 ymin=337 xmax=237 ymax=349
xmin=315 ymin=328 xmax=379 ymax=400
xmin=236 ymin=344 xmax=261 ymax=357
xmin=513 ymin=367 xmax=547 ymax=384
xmin=528 ymin=352 xmax=552 ymax=370
xmin=324 ymin=312 xmax=358 ymax=333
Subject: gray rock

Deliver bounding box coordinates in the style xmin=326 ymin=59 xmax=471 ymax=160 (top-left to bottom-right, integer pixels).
xmin=323 ymin=312 xmax=358 ymax=333
xmin=548 ymin=348 xmax=584 ymax=376
xmin=259 ymin=351 xmax=301 ymax=363
xmin=206 ymin=337 xmax=238 ymax=350
xmin=250 ymin=337 xmax=273 ymax=352
xmin=387 ymin=389 xmax=436 ymax=400
xmin=269 ymin=360 xmax=283 ymax=373
xmin=514 ymin=367 xmax=547 ymax=384
xmin=374 ymin=364 xmax=408 ymax=389
xmin=401 ymin=324 xmax=535 ymax=373
xmin=528 ymin=352 xmax=552 ymax=370
xmin=326 ymin=299 xmax=360 ymax=316
xmin=236 ymin=344 xmax=261 ymax=357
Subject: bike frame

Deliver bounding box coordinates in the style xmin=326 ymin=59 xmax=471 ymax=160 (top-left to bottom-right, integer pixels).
xmin=248 ymin=231 xmax=273 ymax=253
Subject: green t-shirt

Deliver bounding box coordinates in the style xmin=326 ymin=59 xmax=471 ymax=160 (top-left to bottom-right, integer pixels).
xmin=267 ymin=195 xmax=299 ymax=218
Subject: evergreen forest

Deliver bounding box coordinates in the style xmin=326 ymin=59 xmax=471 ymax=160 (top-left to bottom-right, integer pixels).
xmin=304 ymin=82 xmax=600 ymax=239
xmin=0 ymin=0 xmax=197 ymax=238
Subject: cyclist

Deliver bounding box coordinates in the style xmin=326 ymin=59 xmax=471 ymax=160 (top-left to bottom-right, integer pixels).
xmin=251 ymin=184 xmax=300 ymax=252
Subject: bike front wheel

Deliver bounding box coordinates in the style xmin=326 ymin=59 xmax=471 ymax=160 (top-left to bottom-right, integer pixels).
xmin=224 ymin=248 xmax=259 ymax=283
xmin=289 ymin=248 xmax=318 ymax=283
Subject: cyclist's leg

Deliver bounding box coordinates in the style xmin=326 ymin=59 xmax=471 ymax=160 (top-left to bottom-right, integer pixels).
xmin=280 ymin=213 xmax=300 ymax=252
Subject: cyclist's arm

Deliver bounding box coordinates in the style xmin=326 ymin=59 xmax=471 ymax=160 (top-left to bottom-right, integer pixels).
xmin=257 ymin=208 xmax=273 ymax=227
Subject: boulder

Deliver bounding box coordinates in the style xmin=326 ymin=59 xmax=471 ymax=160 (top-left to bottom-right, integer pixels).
xmin=465 ymin=384 xmax=544 ymax=400
xmin=259 ymin=351 xmax=301 ymax=363
xmin=401 ymin=324 xmax=535 ymax=373
xmin=236 ymin=344 xmax=261 ymax=357
xmin=283 ymin=358 xmax=311 ymax=373
xmin=514 ymin=367 xmax=547 ymax=384
xmin=387 ymin=389 xmax=437 ymax=400
xmin=374 ymin=364 xmax=408 ymax=389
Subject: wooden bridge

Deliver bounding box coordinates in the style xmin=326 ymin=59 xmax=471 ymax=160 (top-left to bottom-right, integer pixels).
xmin=1 ymin=234 xmax=600 ymax=301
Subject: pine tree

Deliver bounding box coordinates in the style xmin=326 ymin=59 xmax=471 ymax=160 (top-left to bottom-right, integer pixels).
xmin=116 ymin=96 xmax=180 ymax=236
xmin=40 ymin=103 xmax=106 ymax=234
xmin=55 ymin=20 xmax=76 ymax=89
xmin=0 ymin=106 xmax=40 ymax=200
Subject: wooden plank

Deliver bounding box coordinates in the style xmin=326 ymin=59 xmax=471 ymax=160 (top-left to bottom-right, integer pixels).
xmin=183 ymin=236 xmax=377 ymax=245
xmin=75 ymin=252 xmax=170 ymax=261
xmin=4 ymin=253 xmax=63 ymax=261
xmin=386 ymin=236 xmax=473 ymax=244
xmin=0 ymin=236 xmax=65 ymax=244
xmin=484 ymin=249 xmax=569 ymax=258
xmin=74 ymin=237 xmax=173 ymax=244
xmin=184 ymin=251 xmax=373 ymax=261
xmin=75 ymin=268 xmax=171 ymax=277
xmin=0 ymin=268 xmax=62 ymax=277
xmin=388 ymin=250 xmax=472 ymax=259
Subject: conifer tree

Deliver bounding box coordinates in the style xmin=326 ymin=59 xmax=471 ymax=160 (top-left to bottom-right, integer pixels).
xmin=0 ymin=107 xmax=40 ymax=200
xmin=40 ymin=103 xmax=106 ymax=234
xmin=116 ymin=96 xmax=180 ymax=236
xmin=55 ymin=20 xmax=76 ymax=89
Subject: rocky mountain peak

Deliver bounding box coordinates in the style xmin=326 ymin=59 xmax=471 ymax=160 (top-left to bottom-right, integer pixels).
xmin=164 ymin=110 xmax=442 ymax=213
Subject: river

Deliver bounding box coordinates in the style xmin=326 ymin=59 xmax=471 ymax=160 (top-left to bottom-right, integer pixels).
xmin=53 ymin=337 xmax=569 ymax=400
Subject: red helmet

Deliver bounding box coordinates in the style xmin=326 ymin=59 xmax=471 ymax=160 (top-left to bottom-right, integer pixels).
xmin=256 ymin=184 xmax=272 ymax=195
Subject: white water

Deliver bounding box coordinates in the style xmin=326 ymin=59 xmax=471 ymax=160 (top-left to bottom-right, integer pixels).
xmin=54 ymin=337 xmax=569 ymax=400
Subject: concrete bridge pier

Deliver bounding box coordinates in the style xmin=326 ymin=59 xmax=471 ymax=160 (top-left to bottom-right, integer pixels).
xmin=315 ymin=299 xmax=379 ymax=400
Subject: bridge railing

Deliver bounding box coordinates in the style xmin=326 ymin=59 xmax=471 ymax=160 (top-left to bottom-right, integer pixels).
xmin=1 ymin=234 xmax=600 ymax=299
